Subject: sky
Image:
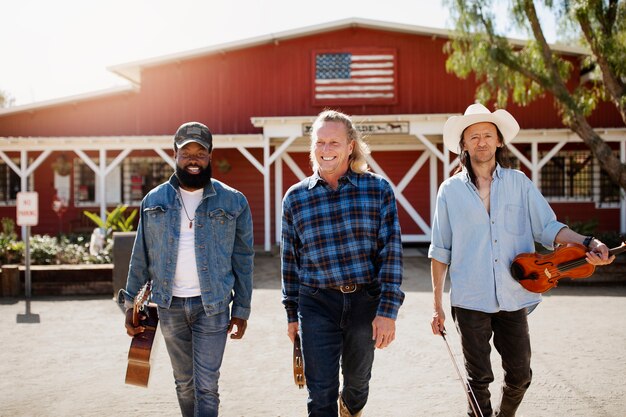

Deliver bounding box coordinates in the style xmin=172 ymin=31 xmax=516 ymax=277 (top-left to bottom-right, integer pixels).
xmin=0 ymin=0 xmax=556 ymax=107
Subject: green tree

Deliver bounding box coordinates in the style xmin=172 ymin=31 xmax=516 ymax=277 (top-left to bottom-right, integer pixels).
xmin=445 ymin=0 xmax=626 ymax=190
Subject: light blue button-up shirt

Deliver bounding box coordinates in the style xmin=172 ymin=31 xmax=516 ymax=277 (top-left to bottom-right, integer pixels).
xmin=428 ymin=165 xmax=566 ymax=313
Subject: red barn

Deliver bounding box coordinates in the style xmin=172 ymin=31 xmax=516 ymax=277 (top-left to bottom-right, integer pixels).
xmin=0 ymin=18 xmax=624 ymax=250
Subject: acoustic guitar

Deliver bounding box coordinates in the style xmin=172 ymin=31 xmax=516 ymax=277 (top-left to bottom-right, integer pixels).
xmin=125 ymin=281 xmax=159 ymax=387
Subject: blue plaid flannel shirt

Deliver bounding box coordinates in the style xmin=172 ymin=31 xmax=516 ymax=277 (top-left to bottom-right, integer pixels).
xmin=281 ymin=170 xmax=404 ymax=322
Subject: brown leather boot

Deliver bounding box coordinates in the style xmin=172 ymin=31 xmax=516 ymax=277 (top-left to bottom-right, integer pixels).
xmin=339 ymin=397 xmax=363 ymax=417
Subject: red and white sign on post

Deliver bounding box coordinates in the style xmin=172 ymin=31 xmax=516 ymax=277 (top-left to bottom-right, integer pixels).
xmin=16 ymin=191 xmax=40 ymax=319
xmin=17 ymin=192 xmax=39 ymax=226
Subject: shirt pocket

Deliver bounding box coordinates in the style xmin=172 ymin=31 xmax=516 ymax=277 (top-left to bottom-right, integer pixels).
xmin=503 ymin=204 xmax=525 ymax=236
xmin=209 ymin=208 xmax=236 ymax=243
xmin=143 ymin=206 xmax=167 ymax=241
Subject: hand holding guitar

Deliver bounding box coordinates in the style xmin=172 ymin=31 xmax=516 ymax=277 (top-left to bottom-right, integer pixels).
xmin=125 ymin=307 xmax=146 ymax=337
xmin=228 ymin=317 xmax=248 ymax=339
xmin=125 ymin=281 xmax=152 ymax=336
xmin=124 ymin=281 xmax=158 ymax=387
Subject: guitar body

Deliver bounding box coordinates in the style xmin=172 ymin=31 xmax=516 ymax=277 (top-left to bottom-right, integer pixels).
xmin=125 ymin=305 xmax=158 ymax=387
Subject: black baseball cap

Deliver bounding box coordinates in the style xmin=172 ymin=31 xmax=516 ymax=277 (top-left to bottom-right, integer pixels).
xmin=174 ymin=122 xmax=213 ymax=152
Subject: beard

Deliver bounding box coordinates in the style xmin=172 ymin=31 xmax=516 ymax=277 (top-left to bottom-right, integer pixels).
xmin=175 ymin=163 xmax=212 ymax=190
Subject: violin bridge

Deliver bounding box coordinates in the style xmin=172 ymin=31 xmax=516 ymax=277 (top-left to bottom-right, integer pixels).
xmin=544 ymin=268 xmax=552 ymax=279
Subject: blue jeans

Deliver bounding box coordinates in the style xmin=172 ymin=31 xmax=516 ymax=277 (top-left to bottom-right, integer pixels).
xmin=452 ymin=307 xmax=532 ymax=417
xmin=158 ymin=296 xmax=229 ymax=417
xmin=298 ymin=284 xmax=380 ymax=417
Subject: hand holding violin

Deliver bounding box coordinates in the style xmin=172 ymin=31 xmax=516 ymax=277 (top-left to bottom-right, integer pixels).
xmin=511 ymin=233 xmax=622 ymax=294
xmin=584 ymin=238 xmax=615 ymax=266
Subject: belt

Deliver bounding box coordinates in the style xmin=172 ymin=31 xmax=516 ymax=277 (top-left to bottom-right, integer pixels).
xmin=330 ymin=283 xmax=361 ymax=293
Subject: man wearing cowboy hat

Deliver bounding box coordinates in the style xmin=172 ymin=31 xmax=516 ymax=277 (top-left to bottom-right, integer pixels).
xmin=428 ymin=103 xmax=614 ymax=416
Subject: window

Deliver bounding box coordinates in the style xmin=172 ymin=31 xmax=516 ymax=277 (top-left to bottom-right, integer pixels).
xmin=539 ymin=150 xmax=620 ymax=206
xmin=75 ymin=162 xmax=95 ymax=203
xmin=599 ymin=167 xmax=621 ymax=206
xmin=123 ymin=157 xmax=172 ymax=204
xmin=0 ymin=161 xmax=21 ymax=205
xmin=73 ymin=158 xmax=122 ymax=206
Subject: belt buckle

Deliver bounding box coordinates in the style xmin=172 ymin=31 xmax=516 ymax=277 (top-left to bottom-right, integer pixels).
xmin=339 ymin=283 xmax=357 ymax=294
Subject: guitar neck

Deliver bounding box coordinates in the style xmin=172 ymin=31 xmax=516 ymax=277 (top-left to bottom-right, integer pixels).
xmin=132 ymin=304 xmax=140 ymax=327
xmin=132 ymin=281 xmax=152 ymax=327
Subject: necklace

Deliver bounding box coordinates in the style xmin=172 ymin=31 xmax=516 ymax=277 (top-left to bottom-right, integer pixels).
xmin=480 ymin=191 xmax=490 ymax=201
xmin=178 ymin=190 xmax=195 ymax=229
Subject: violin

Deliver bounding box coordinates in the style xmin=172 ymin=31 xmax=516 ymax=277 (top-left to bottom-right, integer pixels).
xmin=510 ymin=240 xmax=625 ymax=293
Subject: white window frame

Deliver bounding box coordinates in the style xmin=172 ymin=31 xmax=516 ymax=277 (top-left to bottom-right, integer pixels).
xmin=0 ymin=158 xmax=34 ymax=206
xmin=540 ymin=150 xmax=619 ymax=208
xmin=73 ymin=158 xmax=122 ymax=207
xmin=123 ymin=157 xmax=173 ymax=205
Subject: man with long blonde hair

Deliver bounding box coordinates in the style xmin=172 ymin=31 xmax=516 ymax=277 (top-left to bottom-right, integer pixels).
xmin=308 ymin=110 xmax=371 ymax=175
xmin=282 ymin=110 xmax=404 ymax=416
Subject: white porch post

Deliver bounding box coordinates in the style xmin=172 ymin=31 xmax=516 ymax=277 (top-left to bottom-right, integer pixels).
xmin=99 ymin=150 xmax=107 ymax=224
xmin=20 ymin=151 xmax=28 ymax=242
xmin=274 ymin=156 xmax=283 ymax=246
xmin=530 ymin=142 xmax=539 ymax=184
xmin=429 ymin=153 xmax=438 ymax=231
xmin=263 ymin=137 xmax=271 ymax=251
xmin=74 ymin=149 xmax=109 ymax=226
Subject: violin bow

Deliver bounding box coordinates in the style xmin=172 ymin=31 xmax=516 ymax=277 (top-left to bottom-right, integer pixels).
xmin=440 ymin=329 xmax=484 ymax=417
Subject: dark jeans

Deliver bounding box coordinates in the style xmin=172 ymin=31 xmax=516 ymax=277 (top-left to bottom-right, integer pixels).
xmin=452 ymin=307 xmax=532 ymax=417
xmin=298 ymin=284 xmax=380 ymax=417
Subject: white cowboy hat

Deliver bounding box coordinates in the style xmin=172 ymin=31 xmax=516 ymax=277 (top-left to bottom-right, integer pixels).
xmin=443 ymin=103 xmax=520 ymax=154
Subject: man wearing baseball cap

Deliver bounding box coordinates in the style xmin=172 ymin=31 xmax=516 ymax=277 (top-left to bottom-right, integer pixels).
xmin=428 ymin=104 xmax=614 ymax=416
xmin=121 ymin=121 xmax=254 ymax=416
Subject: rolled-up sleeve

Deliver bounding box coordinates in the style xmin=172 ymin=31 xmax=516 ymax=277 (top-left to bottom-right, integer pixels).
xmin=428 ymin=186 xmax=452 ymax=265
xmin=527 ymin=179 xmax=567 ymax=250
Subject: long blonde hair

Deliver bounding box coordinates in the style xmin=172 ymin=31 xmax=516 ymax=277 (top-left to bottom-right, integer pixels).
xmin=309 ymin=110 xmax=370 ymax=174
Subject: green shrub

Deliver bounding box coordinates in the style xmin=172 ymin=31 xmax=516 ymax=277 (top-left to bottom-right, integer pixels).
xmin=0 ymin=218 xmax=22 ymax=265
xmin=83 ymin=204 xmax=138 ymax=236
xmin=0 ymin=240 xmax=24 ymax=264
xmin=0 ymin=228 xmax=113 ymax=266
xmin=30 ymin=235 xmax=60 ymax=265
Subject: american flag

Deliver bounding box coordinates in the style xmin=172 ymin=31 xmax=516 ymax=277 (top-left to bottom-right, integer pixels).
xmin=313 ymin=50 xmax=397 ymax=103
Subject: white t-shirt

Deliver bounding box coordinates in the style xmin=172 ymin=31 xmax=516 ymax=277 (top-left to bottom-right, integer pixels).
xmin=172 ymin=188 xmax=203 ymax=297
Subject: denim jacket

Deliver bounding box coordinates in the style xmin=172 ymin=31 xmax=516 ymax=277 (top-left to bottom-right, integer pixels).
xmin=119 ymin=175 xmax=254 ymax=320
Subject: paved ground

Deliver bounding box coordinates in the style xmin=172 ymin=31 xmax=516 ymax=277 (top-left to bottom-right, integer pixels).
xmin=1 ymin=253 xmax=625 ymax=416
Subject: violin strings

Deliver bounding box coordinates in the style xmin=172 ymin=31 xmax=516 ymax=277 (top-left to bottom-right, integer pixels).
xmin=529 ymin=243 xmax=625 ymax=281
xmin=540 ymin=258 xmax=592 ymax=277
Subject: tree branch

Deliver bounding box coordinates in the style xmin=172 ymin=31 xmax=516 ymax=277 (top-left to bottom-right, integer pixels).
xmin=522 ymin=0 xmax=578 ymax=110
xmin=576 ymin=3 xmax=626 ymax=125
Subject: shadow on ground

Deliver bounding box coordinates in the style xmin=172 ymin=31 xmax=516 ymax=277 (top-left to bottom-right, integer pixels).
xmin=253 ymin=247 xmax=626 ymax=296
